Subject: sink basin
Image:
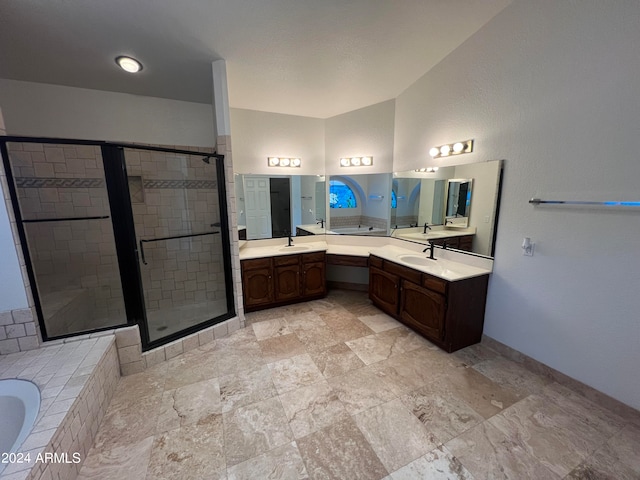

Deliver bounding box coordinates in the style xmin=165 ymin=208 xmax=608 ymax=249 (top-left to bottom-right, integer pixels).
xmin=279 ymin=245 xmax=310 ymax=252
xmin=399 ymin=231 xmax=451 ymax=241
xmin=398 ymin=254 xmax=436 ymax=267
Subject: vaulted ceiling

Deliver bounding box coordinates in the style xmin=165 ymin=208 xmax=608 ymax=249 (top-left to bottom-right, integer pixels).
xmin=0 ymin=0 xmax=510 ymax=118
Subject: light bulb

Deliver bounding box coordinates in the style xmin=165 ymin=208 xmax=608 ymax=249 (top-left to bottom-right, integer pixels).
xmin=340 ymin=158 xmax=350 ymax=166
xmin=453 ymin=142 xmax=464 ymax=153
xmin=268 ymin=157 xmax=279 ymax=166
xmin=351 ymin=157 xmax=361 ymax=166
xmin=429 ymin=147 xmax=439 ymax=157
xmin=361 ymin=156 xmax=372 ymax=166
xmin=280 ymin=158 xmax=291 ymax=166
xmin=291 ymin=158 xmax=301 ymax=167
xmin=440 ymin=145 xmax=451 ymax=156
xmin=116 ymin=56 xmax=142 ymax=73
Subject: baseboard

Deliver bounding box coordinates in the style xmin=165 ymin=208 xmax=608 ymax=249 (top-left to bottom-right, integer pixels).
xmin=327 ymin=281 xmax=368 ymax=292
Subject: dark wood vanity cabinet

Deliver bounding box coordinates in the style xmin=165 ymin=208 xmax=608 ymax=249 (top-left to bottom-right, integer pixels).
xmin=242 ymin=252 xmax=326 ymax=312
xmin=368 ymin=254 xmax=489 ymax=352
xmin=429 ymin=234 xmax=474 ymax=252
xmin=368 ymin=266 xmax=400 ymax=316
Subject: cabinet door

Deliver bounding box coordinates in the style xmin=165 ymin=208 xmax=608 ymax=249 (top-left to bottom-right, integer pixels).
xmin=242 ymin=267 xmax=273 ymax=308
xmin=302 ymin=261 xmax=326 ymax=297
xmin=400 ymin=281 xmax=446 ymax=341
xmin=369 ymin=266 xmax=399 ymax=316
xmin=275 ymin=264 xmax=301 ymax=301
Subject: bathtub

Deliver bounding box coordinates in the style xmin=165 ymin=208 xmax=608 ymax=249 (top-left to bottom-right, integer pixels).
xmin=0 ymin=379 xmax=40 ymax=471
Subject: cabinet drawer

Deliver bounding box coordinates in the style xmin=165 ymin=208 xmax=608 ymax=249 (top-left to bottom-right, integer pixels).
xmin=241 ymin=257 xmax=271 ymax=271
xmin=302 ymin=251 xmax=325 ymax=263
xmin=384 ymin=260 xmax=422 ymax=285
xmin=422 ymin=273 xmax=447 ymax=295
xmin=326 ymin=254 xmax=368 ymax=267
xmin=369 ymin=255 xmax=384 ymax=269
xmin=274 ymin=254 xmax=300 ymax=266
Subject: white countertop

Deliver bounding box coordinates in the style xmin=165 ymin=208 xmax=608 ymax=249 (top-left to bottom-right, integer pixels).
xmin=368 ymin=245 xmax=491 ymax=281
xmin=239 ymin=236 xmax=492 ymax=281
xmin=296 ymin=224 xmax=326 ymax=235
xmin=393 ymin=226 xmax=476 ymax=242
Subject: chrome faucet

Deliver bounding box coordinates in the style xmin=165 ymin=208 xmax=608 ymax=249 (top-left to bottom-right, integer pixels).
xmin=423 ymin=222 xmax=431 ymax=234
xmin=422 ymin=241 xmax=437 ymax=260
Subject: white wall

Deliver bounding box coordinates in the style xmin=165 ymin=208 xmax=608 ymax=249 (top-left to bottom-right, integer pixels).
xmin=325 ymin=100 xmax=395 ymax=175
xmin=0 ymin=79 xmax=216 ymax=147
xmin=0 ymin=108 xmax=29 ymax=311
xmin=394 ymin=0 xmax=640 ymax=409
xmin=230 ymin=108 xmax=325 ymax=175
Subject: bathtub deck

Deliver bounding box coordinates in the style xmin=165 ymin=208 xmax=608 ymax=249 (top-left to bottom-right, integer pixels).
xmin=0 ymin=335 xmax=119 ymax=480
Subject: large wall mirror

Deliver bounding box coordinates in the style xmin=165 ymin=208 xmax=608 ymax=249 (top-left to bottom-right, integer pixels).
xmin=390 ymin=160 xmax=503 ymax=257
xmin=235 ymin=174 xmax=326 ymax=240
xmin=325 ymin=173 xmax=392 ymax=235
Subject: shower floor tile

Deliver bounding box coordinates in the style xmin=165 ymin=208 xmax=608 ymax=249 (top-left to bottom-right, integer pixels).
xmin=79 ymin=290 xmax=640 ymax=480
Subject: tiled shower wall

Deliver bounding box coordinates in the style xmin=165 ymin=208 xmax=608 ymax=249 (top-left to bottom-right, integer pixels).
xmin=4 ymin=142 xmax=125 ymax=337
xmin=124 ymin=147 xmax=228 ymax=312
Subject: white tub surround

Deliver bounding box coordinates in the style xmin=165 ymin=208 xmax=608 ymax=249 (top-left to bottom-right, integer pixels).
xmin=0 ymin=335 xmax=119 ymax=480
xmin=327 ymin=226 xmax=388 ymax=236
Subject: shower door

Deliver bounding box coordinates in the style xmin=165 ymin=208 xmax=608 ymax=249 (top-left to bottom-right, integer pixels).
xmin=122 ymin=146 xmax=233 ymax=344
xmin=1 ymin=140 xmax=128 ymax=337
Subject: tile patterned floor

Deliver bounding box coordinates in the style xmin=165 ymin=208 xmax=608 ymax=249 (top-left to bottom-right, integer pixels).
xmin=77 ymin=290 xmax=640 ymax=479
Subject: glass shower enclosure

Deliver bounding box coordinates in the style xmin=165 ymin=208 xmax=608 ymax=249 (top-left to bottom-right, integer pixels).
xmin=1 ymin=137 xmax=235 ymax=350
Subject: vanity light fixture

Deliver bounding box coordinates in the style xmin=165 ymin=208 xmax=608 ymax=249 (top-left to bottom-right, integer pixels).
xmin=267 ymin=157 xmax=301 ymax=167
xmin=429 ymin=139 xmax=473 ymax=159
xmin=115 ymin=56 xmax=143 ymax=73
xmin=414 ymin=167 xmax=439 ymax=173
xmin=339 ymin=156 xmax=373 ymax=167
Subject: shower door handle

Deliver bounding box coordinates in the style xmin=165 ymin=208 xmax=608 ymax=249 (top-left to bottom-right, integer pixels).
xmin=139 ymin=240 xmax=148 ymax=265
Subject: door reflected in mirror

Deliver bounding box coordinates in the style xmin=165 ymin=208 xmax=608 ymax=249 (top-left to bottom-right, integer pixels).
xmin=235 ymin=174 xmax=326 ymax=240
xmin=445 ymin=179 xmax=473 ymax=228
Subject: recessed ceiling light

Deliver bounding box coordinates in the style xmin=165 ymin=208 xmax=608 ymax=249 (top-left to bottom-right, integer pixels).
xmin=115 ymin=56 xmax=143 ymax=73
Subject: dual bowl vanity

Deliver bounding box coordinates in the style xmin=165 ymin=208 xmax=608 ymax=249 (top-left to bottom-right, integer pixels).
xmin=239 ymin=235 xmax=493 ymax=353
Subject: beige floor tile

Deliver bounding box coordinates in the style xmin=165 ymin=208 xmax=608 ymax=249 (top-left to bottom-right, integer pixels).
xmin=400 ymin=387 xmax=484 ymax=443
xmin=227 ymin=441 xmax=308 ymax=480
xmin=489 ymin=395 xmax=607 ymax=477
xmin=268 ymin=353 xmax=325 ymax=394
xmin=357 ymin=313 xmax=401 ymax=333
xmin=259 ymin=334 xmax=308 ymax=363
xmin=294 ymin=324 xmax=341 ymax=353
xmin=346 ymin=327 xmax=428 ymax=365
xmin=353 ymin=398 xmax=439 ymax=472
xmin=327 ymin=366 xmax=397 ymax=415
xmin=219 ymin=364 xmax=277 ymax=413
xmin=297 ymin=417 xmax=388 ymax=480
xmin=213 ymin=341 xmax=265 ymax=376
xmin=163 ymin=349 xmax=218 ymax=390
xmin=223 ymin=396 xmax=294 ymax=467
xmin=472 ymin=356 xmax=552 ymax=398
xmin=156 ymin=378 xmax=221 ymax=431
xmin=445 ymin=421 xmax=560 ymax=479
xmin=93 ymin=393 xmax=163 ymax=451
xmin=279 ymin=380 xmax=349 ymax=438
xmin=252 ymin=318 xmax=293 ymax=340
xmin=309 ymin=343 xmax=365 ymax=379
xmin=146 ymin=414 xmax=226 ymax=480
xmin=77 ymin=436 xmax=153 ymax=480
xmin=390 ymin=445 xmax=475 ymax=480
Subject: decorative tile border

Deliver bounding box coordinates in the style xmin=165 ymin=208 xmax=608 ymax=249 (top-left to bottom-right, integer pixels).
xmin=15 ymin=178 xmax=105 ymax=189
xmin=142 ymin=179 xmax=217 ymax=190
